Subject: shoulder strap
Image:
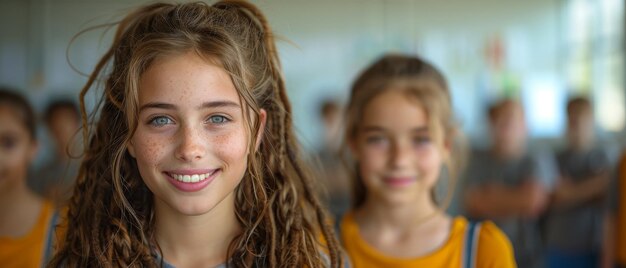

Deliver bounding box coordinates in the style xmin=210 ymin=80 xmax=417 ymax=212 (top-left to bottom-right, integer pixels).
xmin=42 ymin=210 xmax=60 ymax=267
xmin=462 ymin=220 xmax=482 ymax=268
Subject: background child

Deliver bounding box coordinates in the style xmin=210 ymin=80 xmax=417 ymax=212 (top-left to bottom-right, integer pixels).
xmin=314 ymin=98 xmax=351 ymax=222
xmin=49 ymin=1 xmax=342 ymax=267
xmin=340 ymin=54 xmax=516 ymax=267
xmin=463 ymin=99 xmax=555 ymax=268
xmin=0 ymin=89 xmax=59 ymax=267
xmin=29 ymin=99 xmax=81 ymax=207
xmin=544 ymin=96 xmax=612 ymax=268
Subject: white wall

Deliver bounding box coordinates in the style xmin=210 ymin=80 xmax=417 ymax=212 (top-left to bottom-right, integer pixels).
xmin=263 ymin=0 xmax=562 ymax=147
xmin=0 ymin=0 xmax=562 ymax=150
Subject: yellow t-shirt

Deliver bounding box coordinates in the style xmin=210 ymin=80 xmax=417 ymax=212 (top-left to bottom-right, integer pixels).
xmin=340 ymin=213 xmax=517 ymax=268
xmin=0 ymin=201 xmax=56 ymax=268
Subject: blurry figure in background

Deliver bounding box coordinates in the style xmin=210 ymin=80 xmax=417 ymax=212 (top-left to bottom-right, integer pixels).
xmin=29 ymin=99 xmax=81 ymax=207
xmin=340 ymin=55 xmax=516 ymax=268
xmin=0 ymin=89 xmax=60 ymax=267
xmin=606 ymin=151 xmax=626 ymax=268
xmin=463 ymin=99 xmax=555 ymax=268
xmin=543 ymin=96 xmax=612 ymax=268
xmin=315 ymin=98 xmax=350 ymax=221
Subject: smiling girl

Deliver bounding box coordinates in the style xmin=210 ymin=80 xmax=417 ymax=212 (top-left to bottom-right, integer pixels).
xmin=340 ymin=55 xmax=516 ymax=267
xmin=0 ymin=89 xmax=59 ymax=267
xmin=49 ymin=1 xmax=342 ymax=267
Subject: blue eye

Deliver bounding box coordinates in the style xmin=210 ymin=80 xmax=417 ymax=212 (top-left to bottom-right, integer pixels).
xmin=208 ymin=115 xmax=229 ymax=124
xmin=148 ymin=116 xmax=173 ymax=127
xmin=365 ymin=135 xmax=387 ymax=144
xmin=413 ymin=136 xmax=431 ymax=146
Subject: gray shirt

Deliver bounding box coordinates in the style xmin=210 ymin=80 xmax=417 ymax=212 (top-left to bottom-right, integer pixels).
xmin=28 ymin=156 xmax=80 ymax=201
xmin=544 ymin=147 xmax=611 ymax=253
xmin=462 ymin=148 xmax=556 ymax=268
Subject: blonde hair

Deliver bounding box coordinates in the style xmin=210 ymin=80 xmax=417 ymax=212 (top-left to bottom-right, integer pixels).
xmin=343 ymin=54 xmax=465 ymax=210
xmin=49 ymin=1 xmax=341 ymax=267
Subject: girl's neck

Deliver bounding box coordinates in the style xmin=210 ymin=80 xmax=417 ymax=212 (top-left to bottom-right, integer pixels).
xmin=356 ymin=192 xmax=441 ymax=230
xmin=154 ymin=191 xmax=241 ymax=268
xmin=0 ymin=180 xmax=44 ymax=237
xmin=354 ymin=193 xmax=452 ymax=258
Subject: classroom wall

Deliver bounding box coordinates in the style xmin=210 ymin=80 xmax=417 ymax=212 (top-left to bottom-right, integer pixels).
xmin=0 ymin=0 xmax=603 ymax=152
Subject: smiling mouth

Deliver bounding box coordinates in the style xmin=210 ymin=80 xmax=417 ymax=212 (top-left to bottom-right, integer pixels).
xmin=383 ymin=176 xmax=417 ymax=186
xmin=167 ymin=170 xmax=220 ymax=183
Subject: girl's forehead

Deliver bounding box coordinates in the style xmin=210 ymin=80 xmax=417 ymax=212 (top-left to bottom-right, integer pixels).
xmin=0 ymin=106 xmax=29 ymax=134
xmin=0 ymin=105 xmax=25 ymax=122
xmin=359 ymin=90 xmax=428 ymax=128
xmin=363 ymin=89 xmax=425 ymax=114
xmin=137 ymin=51 xmax=241 ymax=106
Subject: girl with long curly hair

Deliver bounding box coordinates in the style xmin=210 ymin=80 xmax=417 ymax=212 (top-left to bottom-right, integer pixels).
xmin=49 ymin=1 xmax=342 ymax=267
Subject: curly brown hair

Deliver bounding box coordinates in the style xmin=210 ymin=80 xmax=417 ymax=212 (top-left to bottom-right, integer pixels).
xmin=48 ymin=1 xmax=341 ymax=267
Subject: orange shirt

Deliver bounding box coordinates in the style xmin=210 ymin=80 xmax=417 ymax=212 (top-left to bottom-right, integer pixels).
xmin=341 ymin=212 xmax=517 ymax=268
xmin=0 ymin=201 xmax=56 ymax=268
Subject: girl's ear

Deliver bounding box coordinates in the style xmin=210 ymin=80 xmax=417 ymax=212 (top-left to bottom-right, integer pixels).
xmin=255 ymin=109 xmax=267 ymax=151
xmin=127 ymin=140 xmax=136 ymax=158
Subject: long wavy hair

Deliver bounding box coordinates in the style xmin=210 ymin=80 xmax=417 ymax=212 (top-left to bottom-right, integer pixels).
xmin=343 ymin=54 xmax=466 ymax=211
xmin=49 ymin=1 xmax=341 ymax=267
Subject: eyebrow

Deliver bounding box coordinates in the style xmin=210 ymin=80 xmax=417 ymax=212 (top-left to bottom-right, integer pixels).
xmin=361 ymin=126 xmax=429 ymax=132
xmin=139 ymin=101 xmax=240 ymax=112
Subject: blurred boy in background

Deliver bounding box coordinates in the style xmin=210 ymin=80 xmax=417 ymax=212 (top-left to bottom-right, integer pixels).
xmin=544 ymin=97 xmax=612 ymax=268
xmin=28 ymin=99 xmax=81 ymax=207
xmin=463 ymin=99 xmax=556 ymax=268
xmin=314 ymin=99 xmax=351 ymax=221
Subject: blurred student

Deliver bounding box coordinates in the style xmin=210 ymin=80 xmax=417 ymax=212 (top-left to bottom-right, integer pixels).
xmin=606 ymin=151 xmax=626 ymax=268
xmin=0 ymin=89 xmax=60 ymax=267
xmin=543 ymin=97 xmax=612 ymax=268
xmin=29 ymin=99 xmax=81 ymax=207
xmin=463 ymin=99 xmax=555 ymax=268
xmin=315 ymin=98 xmax=351 ymax=221
xmin=340 ymin=54 xmax=516 ymax=267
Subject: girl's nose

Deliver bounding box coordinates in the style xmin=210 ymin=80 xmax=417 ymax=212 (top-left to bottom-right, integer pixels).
xmin=389 ymin=140 xmax=413 ymax=169
xmin=174 ymin=125 xmax=206 ymax=162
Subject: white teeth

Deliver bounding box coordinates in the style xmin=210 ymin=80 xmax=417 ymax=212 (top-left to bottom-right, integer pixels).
xmin=170 ymin=171 xmax=214 ymax=183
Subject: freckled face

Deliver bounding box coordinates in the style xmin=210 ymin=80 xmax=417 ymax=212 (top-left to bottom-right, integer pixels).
xmin=128 ymin=52 xmax=250 ymax=216
xmin=352 ymin=89 xmax=446 ymax=206
xmin=0 ymin=106 xmax=37 ymax=190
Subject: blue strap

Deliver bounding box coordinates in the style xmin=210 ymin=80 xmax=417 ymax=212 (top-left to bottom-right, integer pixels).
xmin=463 ymin=221 xmax=481 ymax=268
xmin=43 ymin=211 xmax=60 ymax=268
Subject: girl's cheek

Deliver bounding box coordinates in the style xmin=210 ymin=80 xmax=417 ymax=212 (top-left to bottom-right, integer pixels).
xmin=146 ymin=137 xmax=166 ymax=163
xmin=213 ymin=130 xmax=248 ymax=163
xmin=134 ymin=135 xmax=166 ymax=164
xmin=4 ymin=147 xmax=30 ymax=174
xmin=417 ymin=148 xmax=443 ymax=178
xmin=360 ymin=153 xmax=387 ymax=175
